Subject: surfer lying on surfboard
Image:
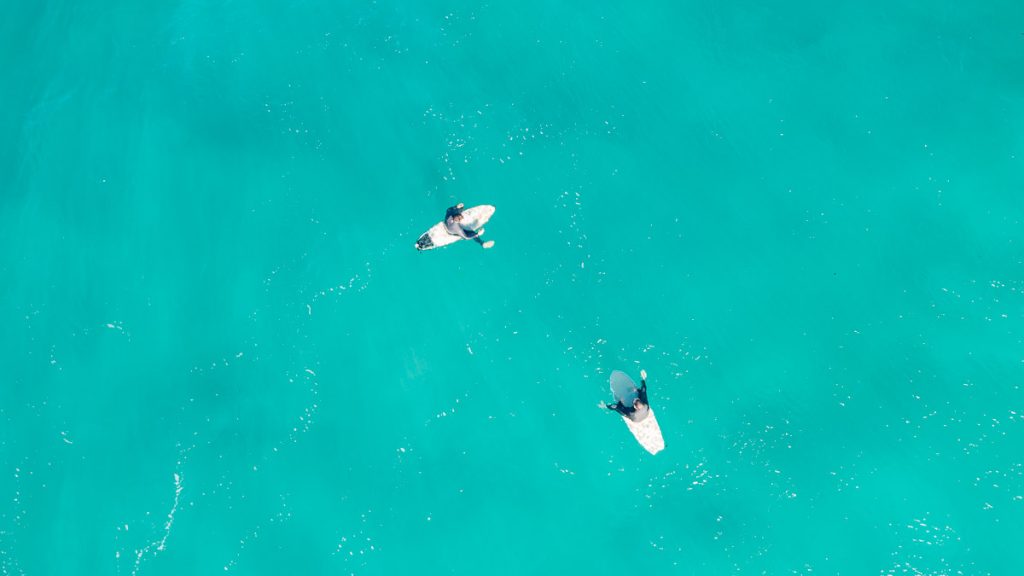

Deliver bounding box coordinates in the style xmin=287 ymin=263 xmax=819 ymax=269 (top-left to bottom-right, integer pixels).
xmin=605 ymin=369 xmax=650 ymax=422
xmin=446 ymin=203 xmax=494 ymax=249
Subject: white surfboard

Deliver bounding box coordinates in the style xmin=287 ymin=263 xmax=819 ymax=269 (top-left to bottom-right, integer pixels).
xmin=610 ymin=370 xmax=665 ymax=455
xmin=415 ymin=205 xmax=495 ymax=251
xmin=623 ymin=408 xmax=665 ymax=455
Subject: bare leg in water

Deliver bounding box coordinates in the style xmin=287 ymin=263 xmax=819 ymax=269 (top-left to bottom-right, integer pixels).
xmin=463 ymin=227 xmax=494 ymax=249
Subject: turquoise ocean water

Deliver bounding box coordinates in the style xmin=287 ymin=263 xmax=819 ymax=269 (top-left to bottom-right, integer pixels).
xmin=3 ymin=1 xmax=1024 ymax=574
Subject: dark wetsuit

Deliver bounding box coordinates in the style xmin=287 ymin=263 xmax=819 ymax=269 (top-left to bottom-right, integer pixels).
xmin=606 ymin=378 xmax=649 ymax=422
xmin=444 ymin=205 xmax=484 ymax=244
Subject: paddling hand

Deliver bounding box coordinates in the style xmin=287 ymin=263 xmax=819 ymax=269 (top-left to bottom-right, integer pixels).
xmin=640 ymin=369 xmax=647 ymax=380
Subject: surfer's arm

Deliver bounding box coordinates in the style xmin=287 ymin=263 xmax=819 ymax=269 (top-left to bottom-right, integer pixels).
xmin=445 ymin=203 xmax=465 ymax=218
xmin=606 ymin=402 xmax=628 ymax=416
xmin=638 ymin=369 xmax=648 ymax=403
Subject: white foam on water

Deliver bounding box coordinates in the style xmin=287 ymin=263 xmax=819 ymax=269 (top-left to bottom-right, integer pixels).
xmin=222 ymin=496 xmax=291 ymax=572
xmin=128 ymin=472 xmax=183 ymax=576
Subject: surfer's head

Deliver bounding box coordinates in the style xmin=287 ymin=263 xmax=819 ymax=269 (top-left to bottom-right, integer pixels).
xmin=452 ymin=213 xmax=463 ymax=222
xmin=633 ymin=398 xmax=645 ymax=410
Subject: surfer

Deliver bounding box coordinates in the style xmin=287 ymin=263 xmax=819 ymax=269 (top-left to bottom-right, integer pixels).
xmin=445 ymin=203 xmax=493 ymax=248
xmin=605 ymin=369 xmax=650 ymax=422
